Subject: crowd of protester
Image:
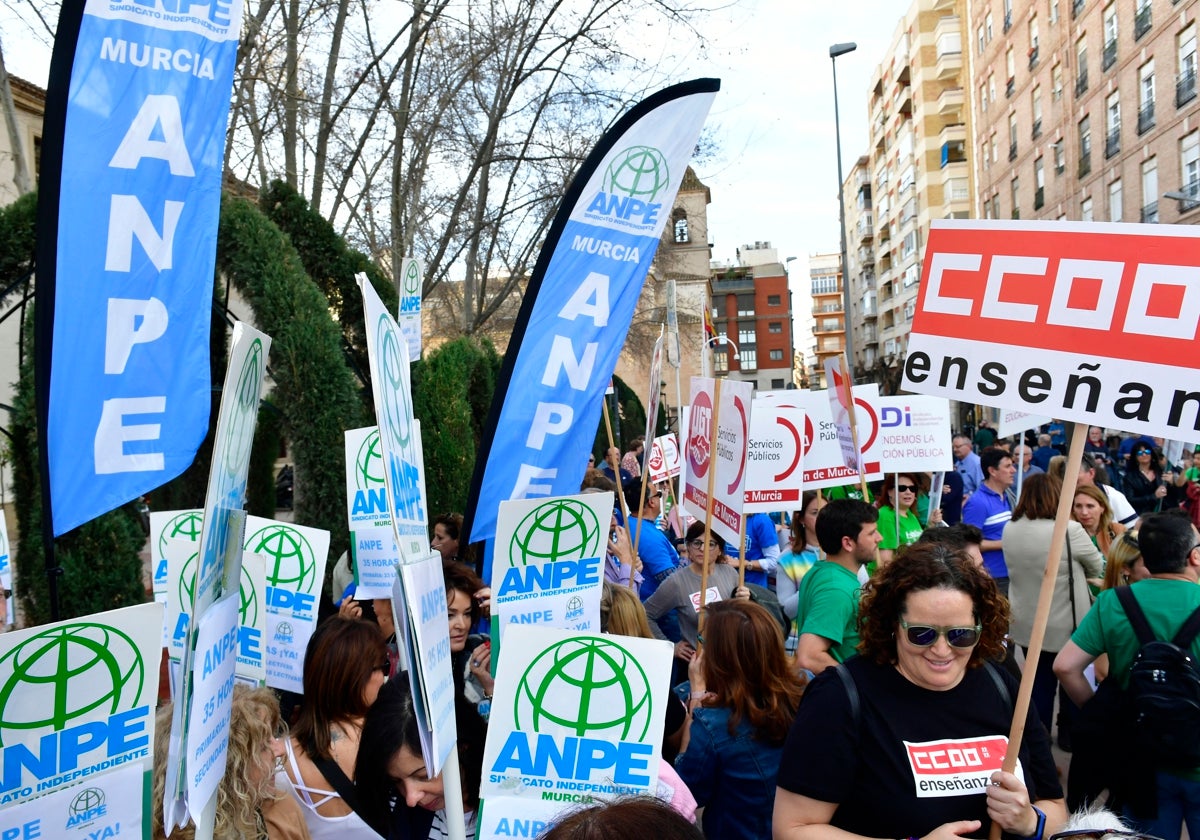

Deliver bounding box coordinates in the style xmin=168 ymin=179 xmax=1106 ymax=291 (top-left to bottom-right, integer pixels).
xmin=148 ymin=422 xmax=1200 ymax=840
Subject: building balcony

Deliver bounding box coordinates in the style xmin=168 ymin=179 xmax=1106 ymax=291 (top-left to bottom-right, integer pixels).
xmin=1102 ymin=40 xmax=1117 ymax=71
xmin=1134 ymin=6 xmax=1152 ymax=40
xmin=1009 ymin=141 xmax=1018 ymax=162
xmin=937 ymin=47 xmax=963 ymax=80
xmin=1075 ymin=70 xmax=1089 ymax=97
xmin=1137 ymin=102 xmax=1155 ymax=134
xmin=856 ymin=215 xmax=874 ymax=240
xmin=857 ymin=245 xmax=874 ymax=264
xmin=942 ymin=179 xmax=971 ymax=217
xmin=1172 ymin=182 xmax=1200 ymax=213
xmin=711 ymin=273 xmax=755 ymax=293
xmin=1079 ymin=153 xmax=1092 ymax=177
xmin=1006 ymin=76 xmax=1015 ymax=98
xmin=1105 ymin=128 xmax=1120 ymax=158
xmin=1028 ymin=45 xmax=1040 ymax=70
xmin=1003 ymin=9 xmax=1012 ymax=32
xmin=938 ymin=86 xmax=964 ymax=116
xmin=1072 ymin=0 xmax=1084 ymax=18
xmin=1034 ymin=186 xmax=1045 ymax=209
xmin=941 ymin=138 xmax=967 ymax=168
xmin=1140 ymin=202 xmax=1159 ymax=222
xmin=1178 ymin=71 xmax=1197 ymax=108
xmin=1031 ymin=118 xmax=1042 ymax=139
xmin=862 ymin=297 xmax=878 ymax=319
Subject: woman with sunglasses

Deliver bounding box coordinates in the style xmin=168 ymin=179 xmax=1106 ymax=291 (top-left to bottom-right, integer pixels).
xmin=1123 ymin=443 xmax=1168 ymax=517
xmin=643 ymin=520 xmax=751 ymax=682
xmin=1005 ymin=473 xmax=1104 ymax=747
xmin=775 ymin=542 xmax=1065 ymax=840
xmin=279 ymin=616 xmax=390 ymax=839
xmin=674 ymin=600 xmax=806 ymax=839
xmin=877 ymin=474 xmax=941 ymax=567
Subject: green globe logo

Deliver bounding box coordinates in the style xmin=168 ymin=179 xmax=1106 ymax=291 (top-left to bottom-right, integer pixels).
xmin=222 ymin=337 xmax=264 ymax=479
xmin=376 ymin=315 xmax=413 ymax=449
xmin=403 ymin=260 xmax=421 ymax=296
xmin=509 ymin=500 xmax=601 ymax=567
xmin=0 ymin=622 xmax=144 ymax=747
xmin=157 ymin=511 xmax=204 ymax=558
xmin=355 ymin=431 xmax=386 ymax=492
xmin=246 ymin=525 xmax=317 ymax=594
xmin=177 ymin=552 xmax=259 ymax=626
xmin=604 ymin=146 xmax=670 ymax=203
xmin=515 ymin=637 xmax=652 ymax=740
xmin=69 ymin=787 xmax=104 ymax=815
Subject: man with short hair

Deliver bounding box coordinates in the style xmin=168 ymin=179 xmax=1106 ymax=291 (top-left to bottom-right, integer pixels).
xmin=953 ymin=434 xmax=984 ymax=498
xmin=962 ymin=446 xmax=1015 ymax=595
xmin=916 ymin=522 xmax=985 ymax=569
xmin=1054 ymin=513 xmax=1200 ymax=838
xmin=1077 ymin=451 xmax=1138 ymax=528
xmin=622 ymin=482 xmax=680 ymax=601
xmin=600 ymin=445 xmax=633 ymax=485
xmin=1031 ymin=434 xmax=1058 ymax=472
xmin=794 ymin=500 xmax=881 ymax=674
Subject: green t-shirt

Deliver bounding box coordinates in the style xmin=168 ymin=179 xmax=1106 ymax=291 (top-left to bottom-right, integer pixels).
xmin=1072 ymin=578 xmax=1200 ymax=776
xmin=795 ymin=560 xmax=862 ymax=662
xmin=1185 ymin=466 xmax=1200 ymax=483
xmin=877 ymin=506 xmax=923 ymax=551
xmin=823 ymin=484 xmax=874 ymax=504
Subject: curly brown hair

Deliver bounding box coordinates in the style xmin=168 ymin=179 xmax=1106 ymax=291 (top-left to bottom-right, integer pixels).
xmin=857 ymin=542 xmax=1009 ymax=668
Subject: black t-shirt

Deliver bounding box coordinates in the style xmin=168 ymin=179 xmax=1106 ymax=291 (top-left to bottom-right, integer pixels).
xmin=777 ymin=656 xmax=1061 ymax=839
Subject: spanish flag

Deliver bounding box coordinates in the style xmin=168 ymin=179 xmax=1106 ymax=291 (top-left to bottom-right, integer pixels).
xmin=703 ymin=302 xmax=716 ymax=340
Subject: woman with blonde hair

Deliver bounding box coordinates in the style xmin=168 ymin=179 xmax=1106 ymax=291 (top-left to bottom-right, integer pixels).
xmin=153 ymin=685 xmax=307 ymax=840
xmin=607 ymin=582 xmax=655 ymax=639
xmin=1072 ymin=483 xmax=1125 ymax=558
xmin=1102 ymin=529 xmax=1149 ymax=590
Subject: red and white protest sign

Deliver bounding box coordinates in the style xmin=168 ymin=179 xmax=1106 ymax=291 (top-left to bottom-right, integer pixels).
xmin=876 ymin=395 xmax=954 ymax=474
xmin=683 ymin=376 xmax=752 ymax=544
xmin=757 ymin=389 xmax=883 ymax=489
xmin=904 ymin=735 xmax=1019 ymax=799
xmin=743 ymin=405 xmax=805 ymax=512
xmin=648 ymin=433 xmax=681 ymax=483
xmin=902 ymin=220 xmax=1200 ymax=439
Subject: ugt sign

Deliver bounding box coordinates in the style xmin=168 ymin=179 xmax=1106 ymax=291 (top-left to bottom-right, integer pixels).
xmin=902 ymin=220 xmax=1200 ymax=440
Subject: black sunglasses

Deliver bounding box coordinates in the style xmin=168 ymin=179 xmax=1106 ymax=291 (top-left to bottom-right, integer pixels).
xmin=899 ymin=619 xmax=981 ymax=648
xmin=895 ymin=484 xmax=917 ymax=493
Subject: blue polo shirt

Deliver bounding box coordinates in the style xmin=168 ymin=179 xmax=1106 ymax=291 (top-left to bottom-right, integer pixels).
xmin=724 ymin=513 xmax=779 ymax=588
xmin=962 ymin=483 xmax=1011 ymax=579
xmin=628 ymin=515 xmax=681 ymax=600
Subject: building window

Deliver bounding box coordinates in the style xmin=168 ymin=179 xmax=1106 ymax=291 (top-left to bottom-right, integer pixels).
xmin=1138 ymin=61 xmax=1155 ymax=133
xmin=1029 ymin=16 xmax=1040 ymax=67
xmin=1050 ymin=0 xmax=1059 ymax=24
xmin=1034 ymin=157 xmax=1046 ymax=209
xmin=1008 ymin=112 xmax=1018 ymax=160
xmin=986 ymin=10 xmax=994 ymax=40
xmin=768 ymin=322 xmax=782 ymax=333
xmin=978 ymin=24 xmax=986 ymax=54
xmin=771 ymin=378 xmax=785 ymax=390
xmin=1109 ymin=178 xmax=1123 ymax=221
xmin=1011 ymin=177 xmax=1021 ymax=219
xmin=740 ymin=349 xmax=757 ymax=370
xmin=1052 ymin=63 xmax=1064 ymax=99
xmin=1105 ymin=91 xmax=1121 ymax=157
xmin=714 ymin=345 xmax=728 ymax=373
xmin=737 ymin=328 xmax=754 ymax=345
xmin=1179 ymin=24 xmax=1197 ymax=107
xmin=1102 ymin=4 xmax=1117 ymax=70
xmin=1079 ymin=115 xmax=1092 ymax=176
xmin=1134 ymin=0 xmax=1151 ymax=40
xmin=1141 ymin=158 xmax=1158 ymax=221
xmin=1053 ymin=139 xmax=1066 ymax=175
xmin=991 ymin=194 xmax=1001 ymax=219
xmin=1081 ymin=196 xmax=1094 ymax=221
xmin=1032 ymin=86 xmax=1043 ymax=137
xmin=767 ymin=294 xmax=782 ymax=306
xmin=737 ymin=294 xmax=754 ymax=316
xmin=1075 ymin=35 xmax=1089 ymax=95
xmin=1006 ymin=48 xmax=1016 ymax=95
xmin=1180 ymin=131 xmax=1199 ymax=207
xmin=769 ymin=349 xmax=784 ymax=362
xmin=673 ymin=211 xmax=689 ymax=243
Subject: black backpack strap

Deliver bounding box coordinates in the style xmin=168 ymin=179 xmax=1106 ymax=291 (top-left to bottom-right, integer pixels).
xmin=834 ymin=662 xmax=861 ymax=728
xmin=1171 ymin=604 xmax=1200 ymax=648
xmin=312 ymin=755 xmax=366 ymax=817
xmin=982 ymin=661 xmax=1013 ymax=713
xmin=1116 ymin=586 xmax=1156 ymax=645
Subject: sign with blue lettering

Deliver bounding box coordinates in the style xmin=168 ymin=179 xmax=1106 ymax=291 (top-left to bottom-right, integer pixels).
xmin=358 ymin=277 xmax=430 ymax=562
xmin=0 ymin=760 xmax=144 ymax=839
xmin=164 ymin=322 xmax=269 ymax=832
xmin=876 ymin=395 xmax=953 ymax=474
xmin=150 ymin=509 xmax=203 ymax=629
xmin=185 ymin=591 xmax=239 ymax=816
xmin=392 ymin=552 xmax=456 ymax=775
xmin=491 ymin=493 xmax=611 ymax=645
xmin=46 ymin=0 xmax=245 ymax=536
xmin=396 ymin=258 xmax=424 ymax=363
xmin=466 ymin=79 xmax=719 ymax=545
xmin=0 ymin=601 xmax=162 ymax=809
xmin=344 ymin=426 xmax=393 ymax=529
xmin=478 ymin=626 xmax=672 ymax=833
xmin=164 ymin=539 xmax=265 ymax=685
xmin=352 ymin=524 xmax=403 ymax=600
xmin=241 ymin=515 xmax=329 ymax=695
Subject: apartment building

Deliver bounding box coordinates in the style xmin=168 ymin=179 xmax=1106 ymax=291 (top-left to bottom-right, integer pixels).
xmin=842 ymin=155 xmax=878 ymax=378
xmin=709 ymin=242 xmax=796 ymax=392
xmin=808 ymin=252 xmax=846 ymax=389
xmin=862 ymin=0 xmax=975 ymax=392
xmin=969 ymin=0 xmax=1199 ymax=225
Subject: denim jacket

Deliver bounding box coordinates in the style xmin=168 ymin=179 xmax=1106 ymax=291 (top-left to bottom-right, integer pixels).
xmin=673 ymin=704 xmax=785 ymax=839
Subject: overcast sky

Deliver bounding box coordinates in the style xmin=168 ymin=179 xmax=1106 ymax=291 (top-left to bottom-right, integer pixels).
xmin=1 ymin=0 xmax=904 ymax=282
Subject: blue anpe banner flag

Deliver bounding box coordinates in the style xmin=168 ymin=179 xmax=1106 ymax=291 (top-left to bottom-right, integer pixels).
xmin=45 ymin=0 xmax=243 ymax=535
xmin=467 ymin=79 xmax=719 ymax=546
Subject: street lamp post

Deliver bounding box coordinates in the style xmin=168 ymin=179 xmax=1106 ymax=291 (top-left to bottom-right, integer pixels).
xmin=704 ymin=335 xmax=741 ymax=376
xmin=830 ymin=41 xmax=857 ymax=380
